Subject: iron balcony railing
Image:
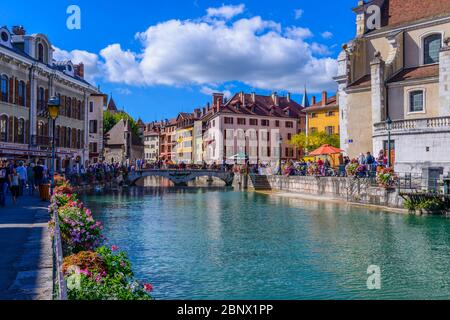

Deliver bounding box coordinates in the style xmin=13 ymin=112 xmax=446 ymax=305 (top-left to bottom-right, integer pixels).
xmin=374 ymin=116 xmax=450 ymax=134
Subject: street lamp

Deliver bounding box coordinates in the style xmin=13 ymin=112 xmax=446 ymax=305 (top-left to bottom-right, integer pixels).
xmin=278 ymin=136 xmax=283 ymax=175
xmin=386 ymin=117 xmax=393 ymax=168
xmin=48 ymin=96 xmax=60 ymax=194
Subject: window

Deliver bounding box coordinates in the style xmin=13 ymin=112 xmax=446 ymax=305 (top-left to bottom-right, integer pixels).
xmin=237 ymin=118 xmax=246 ymax=125
xmin=89 ymin=142 xmax=98 ymax=153
xmin=325 ymin=126 xmax=334 ymax=135
xmin=409 ymin=90 xmax=424 ymax=113
xmin=18 ymin=81 xmax=25 ymax=106
xmin=261 ymin=119 xmax=269 ymax=126
xmin=287 ymin=133 xmax=292 ymax=140
xmin=423 ymin=34 xmax=442 ymax=65
xmin=224 ymin=117 xmax=233 ymax=124
xmin=89 ymin=102 xmax=94 ymax=112
xmin=89 ymin=120 xmax=98 ymax=134
xmin=285 ymin=121 xmax=294 ymax=128
xmin=311 ymin=113 xmax=317 ymax=118
xmin=66 ymin=97 xmax=72 ymax=118
xmin=0 ymin=115 xmax=7 ymax=142
xmin=310 ymin=127 xmax=318 ymax=133
xmin=1 ymin=75 xmax=8 ymax=102
xmin=38 ymin=87 xmax=45 ymax=111
xmin=275 ymin=120 xmax=280 ymax=127
xmin=249 ymin=119 xmax=258 ymax=126
xmin=38 ymin=43 xmax=44 ymax=63
xmin=1 ymin=31 xmax=8 ymax=42
xmin=326 ymin=111 xmax=335 ymax=117
xmin=17 ymin=118 xmax=24 ymax=143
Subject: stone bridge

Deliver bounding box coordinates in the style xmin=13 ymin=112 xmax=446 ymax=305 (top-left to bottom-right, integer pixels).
xmin=127 ymin=169 xmax=235 ymax=186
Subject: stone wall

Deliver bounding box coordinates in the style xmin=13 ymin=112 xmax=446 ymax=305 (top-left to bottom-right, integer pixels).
xmin=242 ymin=175 xmax=404 ymax=209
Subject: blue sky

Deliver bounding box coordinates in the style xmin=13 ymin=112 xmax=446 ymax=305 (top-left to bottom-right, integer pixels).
xmin=0 ymin=0 xmax=356 ymax=121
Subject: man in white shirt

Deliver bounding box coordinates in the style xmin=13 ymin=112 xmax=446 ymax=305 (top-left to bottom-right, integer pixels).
xmin=16 ymin=161 xmax=27 ymax=196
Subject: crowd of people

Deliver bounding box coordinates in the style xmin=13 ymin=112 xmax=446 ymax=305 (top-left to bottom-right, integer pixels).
xmin=0 ymin=160 xmax=48 ymax=206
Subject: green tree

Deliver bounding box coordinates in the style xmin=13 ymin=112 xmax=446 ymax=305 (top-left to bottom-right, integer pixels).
xmin=289 ymin=131 xmax=340 ymax=154
xmin=103 ymin=111 xmax=140 ymax=137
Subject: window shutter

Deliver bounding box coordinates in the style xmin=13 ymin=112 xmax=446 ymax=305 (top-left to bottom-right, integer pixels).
xmin=44 ymin=122 xmax=49 ymax=139
xmin=26 ymin=82 xmax=30 ymax=108
xmin=72 ymin=97 xmax=76 ymax=119
xmin=13 ymin=117 xmax=18 ymax=143
xmin=9 ymin=77 xmax=14 ymax=104
xmin=61 ymin=96 xmax=66 ymax=116
xmin=8 ymin=116 xmax=13 ymax=142
xmin=25 ymin=120 xmax=29 ymax=144
xmin=44 ymin=89 xmax=49 ymax=107
xmin=14 ymin=79 xmax=19 ymax=105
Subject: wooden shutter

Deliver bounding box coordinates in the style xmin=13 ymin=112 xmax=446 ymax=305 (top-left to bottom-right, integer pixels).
xmin=8 ymin=77 xmax=14 ymax=104
xmin=13 ymin=117 xmax=18 ymax=143
xmin=26 ymin=81 xmax=30 ymax=108
xmin=61 ymin=95 xmax=66 ymax=117
xmin=72 ymin=128 xmax=76 ymax=148
xmin=72 ymin=97 xmax=76 ymax=119
xmin=25 ymin=120 xmax=29 ymax=144
xmin=8 ymin=117 xmax=13 ymax=142
xmin=14 ymin=79 xmax=19 ymax=105
xmin=44 ymin=89 xmax=49 ymax=107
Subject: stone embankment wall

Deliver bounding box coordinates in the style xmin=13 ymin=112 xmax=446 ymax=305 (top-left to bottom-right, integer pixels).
xmin=234 ymin=175 xmax=404 ymax=209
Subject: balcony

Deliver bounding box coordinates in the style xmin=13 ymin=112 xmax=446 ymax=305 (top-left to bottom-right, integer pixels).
xmin=374 ymin=116 xmax=450 ymax=136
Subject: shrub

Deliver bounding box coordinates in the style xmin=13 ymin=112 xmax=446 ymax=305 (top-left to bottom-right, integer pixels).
xmin=376 ymin=167 xmax=397 ymax=188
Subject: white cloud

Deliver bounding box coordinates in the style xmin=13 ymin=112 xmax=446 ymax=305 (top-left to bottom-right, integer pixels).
xmin=116 ymin=87 xmax=132 ymax=95
xmin=294 ymin=9 xmax=304 ymax=20
xmin=200 ymin=86 xmax=232 ymax=99
xmin=52 ymin=47 xmax=101 ymax=83
xmin=206 ymin=4 xmax=245 ymax=20
xmin=321 ymin=31 xmax=333 ymax=39
xmin=55 ymin=7 xmax=338 ymax=93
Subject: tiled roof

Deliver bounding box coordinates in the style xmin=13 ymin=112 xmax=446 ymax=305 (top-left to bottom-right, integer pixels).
xmin=220 ymin=93 xmax=304 ymax=118
xmin=304 ymin=95 xmax=338 ymax=112
xmin=388 ymin=64 xmax=439 ymax=83
xmin=382 ymin=0 xmax=450 ymax=28
xmin=107 ymin=97 xmax=118 ymax=111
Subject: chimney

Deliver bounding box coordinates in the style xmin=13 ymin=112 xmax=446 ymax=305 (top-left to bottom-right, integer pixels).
xmin=272 ymin=92 xmax=279 ymax=106
xmin=12 ymin=26 xmax=26 ymax=35
xmin=251 ymin=92 xmax=256 ymax=103
xmin=74 ymin=63 xmax=85 ymax=79
xmin=212 ymin=93 xmax=224 ymax=109
xmin=194 ymin=108 xmax=201 ymax=118
xmin=287 ymin=92 xmax=291 ymax=102
xmin=240 ymin=92 xmax=246 ymax=106
xmin=322 ymin=91 xmax=327 ymax=106
xmin=311 ymin=96 xmax=316 ymax=105
xmin=202 ymin=107 xmax=206 ymax=116
xmin=207 ymin=102 xmax=211 ymax=111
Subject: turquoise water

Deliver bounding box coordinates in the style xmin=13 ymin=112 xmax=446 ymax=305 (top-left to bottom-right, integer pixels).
xmin=82 ymin=188 xmax=450 ymax=300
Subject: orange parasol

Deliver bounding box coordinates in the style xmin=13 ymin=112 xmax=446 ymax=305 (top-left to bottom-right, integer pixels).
xmin=309 ymin=144 xmax=343 ymax=156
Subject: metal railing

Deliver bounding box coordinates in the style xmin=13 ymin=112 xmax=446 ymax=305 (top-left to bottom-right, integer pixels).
xmin=53 ymin=208 xmax=68 ymax=300
xmin=374 ymin=116 xmax=450 ymax=133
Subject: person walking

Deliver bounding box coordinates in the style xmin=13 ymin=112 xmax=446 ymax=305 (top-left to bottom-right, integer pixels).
xmin=0 ymin=161 xmax=9 ymax=207
xmin=9 ymin=168 xmax=20 ymax=205
xmin=16 ymin=161 xmax=27 ymax=196
xmin=27 ymin=163 xmax=36 ymax=195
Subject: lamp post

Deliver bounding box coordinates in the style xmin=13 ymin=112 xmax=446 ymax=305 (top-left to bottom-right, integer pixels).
xmin=278 ymin=136 xmax=283 ymax=175
xmin=47 ymin=96 xmax=60 ymax=194
xmin=386 ymin=117 xmax=393 ymax=168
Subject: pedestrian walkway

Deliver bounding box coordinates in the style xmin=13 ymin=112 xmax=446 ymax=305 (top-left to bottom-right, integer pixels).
xmin=0 ymin=194 xmax=53 ymax=300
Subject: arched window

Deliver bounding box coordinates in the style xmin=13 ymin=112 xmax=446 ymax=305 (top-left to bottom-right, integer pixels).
xmin=18 ymin=81 xmax=26 ymax=106
xmin=1 ymin=75 xmax=8 ymax=102
xmin=423 ymin=34 xmax=442 ymax=65
xmin=17 ymin=118 xmax=25 ymax=144
xmin=0 ymin=115 xmax=7 ymax=142
xmin=38 ymin=43 xmax=44 ymax=63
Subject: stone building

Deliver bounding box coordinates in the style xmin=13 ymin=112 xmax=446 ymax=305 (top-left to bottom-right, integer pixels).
xmin=159 ymin=118 xmax=177 ymax=162
xmin=335 ymin=0 xmax=450 ymax=173
xmin=304 ymin=91 xmax=340 ymax=136
xmin=104 ymin=119 xmax=144 ymax=165
xmin=143 ymin=122 xmax=161 ymax=163
xmin=174 ymin=111 xmax=201 ymax=164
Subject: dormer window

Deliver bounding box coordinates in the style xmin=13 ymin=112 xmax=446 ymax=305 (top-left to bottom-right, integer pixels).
xmin=1 ymin=31 xmax=8 ymax=42
xmin=38 ymin=43 xmax=44 ymax=63
xmin=423 ymin=34 xmax=442 ymax=65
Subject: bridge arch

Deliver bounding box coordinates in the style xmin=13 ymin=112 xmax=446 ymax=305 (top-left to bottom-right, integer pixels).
xmin=127 ymin=170 xmax=235 ymax=187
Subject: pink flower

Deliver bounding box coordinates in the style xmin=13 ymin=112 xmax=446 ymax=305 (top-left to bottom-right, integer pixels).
xmin=111 ymin=245 xmax=119 ymax=251
xmin=144 ymin=283 xmax=153 ymax=292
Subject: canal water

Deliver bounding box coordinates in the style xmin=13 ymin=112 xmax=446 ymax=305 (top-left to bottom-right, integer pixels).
xmin=82 ymin=188 xmax=450 ymax=300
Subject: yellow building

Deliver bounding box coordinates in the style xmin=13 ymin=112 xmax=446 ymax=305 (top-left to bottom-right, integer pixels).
xmin=305 ymin=92 xmax=339 ymax=136
xmin=174 ymin=112 xmax=200 ymax=164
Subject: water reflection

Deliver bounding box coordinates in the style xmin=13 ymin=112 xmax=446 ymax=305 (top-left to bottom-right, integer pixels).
xmin=82 ymin=188 xmax=450 ymax=300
